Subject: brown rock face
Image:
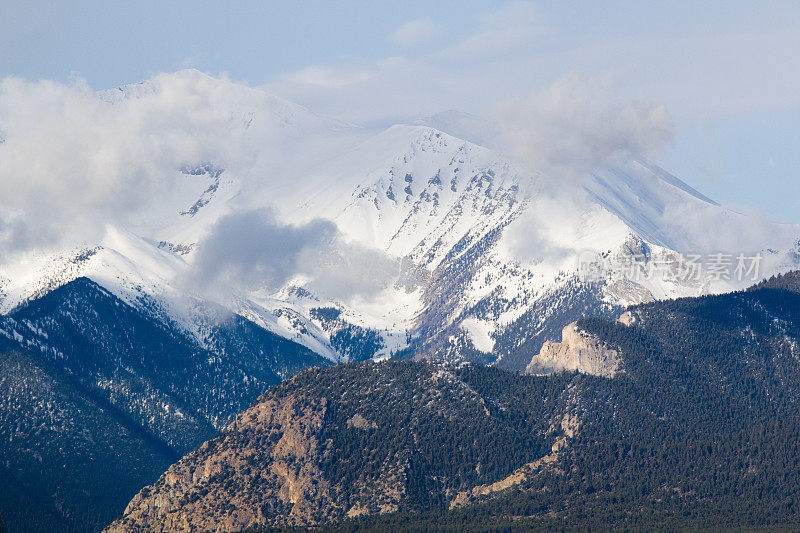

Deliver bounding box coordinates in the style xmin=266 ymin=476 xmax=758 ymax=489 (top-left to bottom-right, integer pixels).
xmin=525 ymin=321 xmax=622 ymax=378
xmin=346 ymin=413 xmax=378 ymax=430
xmin=106 ymin=393 xmax=336 ymax=532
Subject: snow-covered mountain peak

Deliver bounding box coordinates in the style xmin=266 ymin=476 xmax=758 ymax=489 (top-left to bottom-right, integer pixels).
xmin=2 ymin=71 xmax=799 ymax=369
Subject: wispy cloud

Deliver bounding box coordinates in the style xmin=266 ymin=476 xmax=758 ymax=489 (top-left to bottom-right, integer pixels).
xmin=265 ymin=2 xmax=546 ymax=124
xmin=188 ymin=208 xmax=399 ymax=302
xmin=436 ymin=1 xmax=540 ymax=60
xmin=280 ymin=64 xmax=375 ymax=87
xmin=263 ymin=1 xmax=800 ymax=132
xmin=491 ymin=74 xmax=673 ymax=179
xmin=390 ymin=18 xmax=441 ymax=47
xmin=477 ymin=1 xmax=538 ymax=29
xmin=435 ymin=25 xmax=535 ymax=61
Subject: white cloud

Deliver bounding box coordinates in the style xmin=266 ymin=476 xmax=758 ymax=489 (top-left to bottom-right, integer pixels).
xmin=390 ymin=18 xmax=441 ymax=47
xmin=436 ymin=25 xmax=535 ymax=61
xmin=0 ymin=73 xmax=246 ymax=254
xmin=490 ymin=75 xmax=673 ymax=180
xmin=280 ymin=64 xmax=375 ymax=87
xmin=303 ymin=240 xmax=400 ymax=301
xmin=437 ymin=1 xmax=539 ymax=60
xmin=477 ymin=1 xmax=537 ymax=29
xmin=659 ymin=201 xmax=782 ymax=254
xmin=0 ymin=69 xmax=349 ymax=256
xmin=189 ymin=208 xmax=399 ymax=302
xmin=266 ymin=56 xmax=449 ymax=126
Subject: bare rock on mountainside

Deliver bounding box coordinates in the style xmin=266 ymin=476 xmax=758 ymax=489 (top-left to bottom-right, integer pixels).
xmin=107 ymin=394 xmax=335 ymax=532
xmin=449 ymin=411 xmax=581 ymax=510
xmin=525 ymin=321 xmax=623 ymax=378
xmin=618 ymin=310 xmax=636 ymax=326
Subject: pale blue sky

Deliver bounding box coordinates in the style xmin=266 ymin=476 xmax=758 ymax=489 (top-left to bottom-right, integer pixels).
xmin=2 ymin=1 xmax=798 ymax=222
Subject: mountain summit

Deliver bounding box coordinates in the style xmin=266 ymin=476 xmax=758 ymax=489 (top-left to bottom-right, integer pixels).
xmin=1 ymin=71 xmax=798 ymax=371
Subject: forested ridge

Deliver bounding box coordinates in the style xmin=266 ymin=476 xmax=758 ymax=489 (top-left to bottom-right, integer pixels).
xmin=0 ymin=278 xmax=328 ymax=532
xmin=160 ymin=274 xmax=800 ymax=532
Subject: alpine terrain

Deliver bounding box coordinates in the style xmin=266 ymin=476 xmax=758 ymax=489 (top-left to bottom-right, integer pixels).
xmin=1 ymin=70 xmax=800 ymax=531
xmin=108 ymin=271 xmax=800 ymax=531
xmin=1 ymin=70 xmax=798 ymax=373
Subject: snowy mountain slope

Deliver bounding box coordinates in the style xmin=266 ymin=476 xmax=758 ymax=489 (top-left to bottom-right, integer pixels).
xmin=286 ymin=122 xmax=800 ymax=366
xmin=309 ymin=126 xmax=524 ymax=263
xmin=1 ymin=71 xmax=799 ymax=370
xmin=583 ymin=158 xmax=798 ymax=254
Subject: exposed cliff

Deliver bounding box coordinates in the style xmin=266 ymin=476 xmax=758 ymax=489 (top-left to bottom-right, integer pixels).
xmin=108 ymin=394 xmax=333 ymax=531
xmin=525 ymin=321 xmax=623 ymax=378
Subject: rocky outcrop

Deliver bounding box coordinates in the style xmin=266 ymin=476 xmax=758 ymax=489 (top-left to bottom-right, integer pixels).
xmin=618 ymin=310 xmax=636 ymax=326
xmin=346 ymin=413 xmax=378 ymax=430
xmin=106 ymin=394 xmax=336 ymax=532
xmin=449 ymin=411 xmax=581 ymax=509
xmin=525 ymin=321 xmax=622 ymax=378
